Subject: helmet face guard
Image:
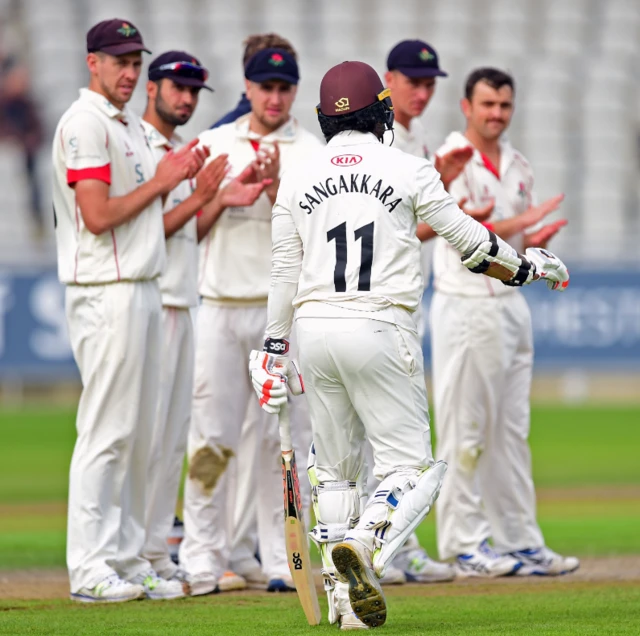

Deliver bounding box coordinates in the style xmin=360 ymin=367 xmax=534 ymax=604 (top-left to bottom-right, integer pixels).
xmin=317 ymin=87 xmax=394 ymax=140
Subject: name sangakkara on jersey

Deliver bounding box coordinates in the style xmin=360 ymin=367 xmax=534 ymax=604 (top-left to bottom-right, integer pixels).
xmin=299 ymin=173 xmax=403 ymax=214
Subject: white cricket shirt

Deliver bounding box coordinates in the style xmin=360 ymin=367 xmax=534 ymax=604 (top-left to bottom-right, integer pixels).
xmin=53 ymin=88 xmax=165 ymax=285
xmin=386 ymin=118 xmax=430 ymax=159
xmin=433 ymin=131 xmax=535 ymax=298
xmin=196 ymin=114 xmax=321 ymax=304
xmin=141 ymin=121 xmax=198 ymax=308
xmin=265 ymin=131 xmax=495 ymax=339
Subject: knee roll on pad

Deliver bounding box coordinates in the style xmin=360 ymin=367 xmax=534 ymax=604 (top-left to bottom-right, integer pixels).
xmin=351 ymin=461 xmax=447 ymax=577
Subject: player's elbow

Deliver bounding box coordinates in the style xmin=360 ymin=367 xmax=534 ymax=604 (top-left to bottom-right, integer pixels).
xmin=82 ymin=212 xmax=109 ymax=236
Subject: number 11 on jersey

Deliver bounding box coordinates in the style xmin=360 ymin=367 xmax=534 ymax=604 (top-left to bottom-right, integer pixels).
xmin=327 ymin=221 xmax=374 ymax=292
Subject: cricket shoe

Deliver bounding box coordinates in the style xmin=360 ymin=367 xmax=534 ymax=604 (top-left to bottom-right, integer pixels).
xmin=218 ymin=570 xmax=248 ymax=592
xmin=332 ymin=540 xmax=387 ymax=628
xmin=456 ymin=540 xmax=522 ymax=578
xmin=233 ymin=558 xmax=267 ymax=589
xmin=510 ymin=546 xmax=580 ymax=576
xmin=340 ymin=613 xmax=370 ymax=630
xmin=378 ymin=565 xmax=406 ymax=586
xmin=334 ymin=581 xmax=369 ymax=630
xmin=130 ymin=569 xmax=186 ymax=600
xmin=394 ymin=548 xmax=456 ymax=583
xmin=188 ymin=571 xmax=218 ymax=596
xmin=70 ymin=573 xmax=145 ymax=603
xmin=267 ymin=575 xmax=296 ymax=592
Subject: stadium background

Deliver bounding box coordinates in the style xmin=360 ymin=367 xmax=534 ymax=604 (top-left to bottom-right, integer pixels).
xmin=0 ymin=1 xmax=639 ymax=633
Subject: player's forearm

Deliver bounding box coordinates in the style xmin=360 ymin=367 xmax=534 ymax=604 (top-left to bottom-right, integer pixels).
xmin=265 ymin=208 xmax=302 ymax=339
xmin=416 ymin=223 xmax=436 ymax=242
xmin=83 ymin=179 xmax=164 ymax=235
xmin=164 ymin=192 xmax=207 ymax=239
xmin=490 ymin=216 xmax=529 ymax=241
xmin=196 ymin=198 xmax=226 ymax=242
xmin=265 ymin=179 xmax=280 ymax=205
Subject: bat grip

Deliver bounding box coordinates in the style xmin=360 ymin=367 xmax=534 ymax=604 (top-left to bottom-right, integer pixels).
xmin=279 ymin=400 xmax=292 ymax=453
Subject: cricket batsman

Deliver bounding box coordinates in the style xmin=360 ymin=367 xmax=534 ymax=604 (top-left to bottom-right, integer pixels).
xmin=249 ymin=61 xmax=570 ymax=628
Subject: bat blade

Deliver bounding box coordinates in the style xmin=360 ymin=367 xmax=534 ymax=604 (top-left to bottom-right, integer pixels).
xmin=282 ymin=449 xmax=321 ymax=626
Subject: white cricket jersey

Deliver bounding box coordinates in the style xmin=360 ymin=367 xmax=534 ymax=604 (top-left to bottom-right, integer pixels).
xmin=433 ymin=131 xmax=535 ymax=298
xmin=53 ymin=88 xmax=165 ymax=285
xmin=141 ymin=121 xmax=198 ymax=308
xmin=196 ymin=114 xmax=322 ymax=303
xmin=386 ymin=118 xmax=430 ymax=159
xmin=387 ymin=118 xmax=434 ymax=286
xmin=265 ymin=131 xmax=494 ymax=339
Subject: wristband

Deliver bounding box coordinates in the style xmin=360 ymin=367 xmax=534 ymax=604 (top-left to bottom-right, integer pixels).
xmin=263 ymin=338 xmax=289 ymax=355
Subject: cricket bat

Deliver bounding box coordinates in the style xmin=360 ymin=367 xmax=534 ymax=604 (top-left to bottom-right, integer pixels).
xmin=279 ymin=401 xmax=322 ymax=626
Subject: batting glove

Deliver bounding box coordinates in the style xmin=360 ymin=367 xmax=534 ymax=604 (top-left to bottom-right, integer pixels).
xmin=525 ymin=247 xmax=570 ymax=291
xmin=249 ymin=350 xmax=288 ymax=414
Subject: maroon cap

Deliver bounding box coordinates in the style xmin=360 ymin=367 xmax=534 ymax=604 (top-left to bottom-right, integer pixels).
xmin=319 ymin=61 xmax=385 ymax=117
xmin=86 ymin=19 xmax=151 ymax=56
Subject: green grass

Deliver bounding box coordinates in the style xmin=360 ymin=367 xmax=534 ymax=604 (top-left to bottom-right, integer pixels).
xmin=2 ymin=583 xmax=640 ymax=635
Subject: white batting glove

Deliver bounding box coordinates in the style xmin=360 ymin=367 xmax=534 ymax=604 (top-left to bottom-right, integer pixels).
xmin=525 ymin=247 xmax=570 ymax=291
xmin=249 ymin=350 xmax=288 ymax=414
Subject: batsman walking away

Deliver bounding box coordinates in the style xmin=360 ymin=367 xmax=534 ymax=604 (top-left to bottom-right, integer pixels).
xmin=249 ymin=60 xmax=570 ymax=629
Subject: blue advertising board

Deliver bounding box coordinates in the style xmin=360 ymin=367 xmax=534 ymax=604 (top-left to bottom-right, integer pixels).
xmin=0 ymin=268 xmax=639 ymax=380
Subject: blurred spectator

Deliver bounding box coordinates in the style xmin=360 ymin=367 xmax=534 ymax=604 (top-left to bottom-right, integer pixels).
xmin=0 ymin=52 xmax=44 ymax=235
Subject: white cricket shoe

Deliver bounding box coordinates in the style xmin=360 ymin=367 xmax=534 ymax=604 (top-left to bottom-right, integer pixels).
xmin=130 ymin=570 xmax=186 ymax=600
xmin=70 ymin=574 xmax=145 ymax=603
xmin=378 ymin=564 xmax=406 ymax=586
xmin=456 ymin=540 xmax=522 ymax=578
xmin=510 ymin=546 xmax=580 ymax=576
xmin=394 ymin=548 xmax=456 ymax=583
xmin=218 ymin=570 xmax=248 ymax=592
xmin=333 ymin=540 xmax=387 ymax=629
xmin=340 ymin=612 xmax=370 ymax=630
xmin=188 ymin=571 xmax=218 ymax=596
xmin=234 ymin=558 xmax=267 ymax=588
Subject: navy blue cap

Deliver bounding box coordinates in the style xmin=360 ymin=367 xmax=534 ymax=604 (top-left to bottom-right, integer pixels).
xmin=387 ymin=40 xmax=447 ymax=78
xmin=148 ymin=51 xmax=213 ymax=91
xmin=244 ymin=48 xmax=299 ymax=85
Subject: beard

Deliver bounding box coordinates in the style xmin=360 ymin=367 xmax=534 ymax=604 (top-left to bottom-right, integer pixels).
xmin=255 ymin=110 xmax=287 ymax=133
xmin=155 ymin=93 xmax=192 ymax=126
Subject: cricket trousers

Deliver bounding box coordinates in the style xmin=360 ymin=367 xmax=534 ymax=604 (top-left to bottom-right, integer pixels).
xmin=430 ymin=290 xmax=545 ymax=559
xmin=180 ymin=302 xmax=311 ymax=581
xmin=297 ymin=315 xmax=434 ymax=486
xmin=142 ymin=306 xmax=194 ymax=577
xmin=65 ymin=280 xmax=162 ymax=593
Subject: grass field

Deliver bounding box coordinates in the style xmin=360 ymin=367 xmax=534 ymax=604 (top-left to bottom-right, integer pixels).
xmin=1 ymin=404 xmax=639 ymax=634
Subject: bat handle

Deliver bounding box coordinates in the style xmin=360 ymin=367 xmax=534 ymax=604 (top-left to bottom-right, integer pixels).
xmin=279 ymin=400 xmax=292 ymax=453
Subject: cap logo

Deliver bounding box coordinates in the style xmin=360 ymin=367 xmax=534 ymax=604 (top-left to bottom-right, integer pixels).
xmin=269 ymin=53 xmax=285 ymax=66
xmin=117 ymin=22 xmax=137 ymax=37
xmin=335 ymin=97 xmax=350 ymax=112
xmin=419 ymin=48 xmax=434 ymax=62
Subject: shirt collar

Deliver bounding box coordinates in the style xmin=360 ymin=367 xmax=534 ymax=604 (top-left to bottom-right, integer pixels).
xmin=140 ymin=119 xmax=183 ymax=149
xmin=234 ymin=113 xmax=299 ymax=143
xmin=328 ymin=131 xmax=381 ymax=147
xmin=80 ymin=88 xmax=130 ymax=124
xmin=452 ymin=130 xmax=515 ymax=174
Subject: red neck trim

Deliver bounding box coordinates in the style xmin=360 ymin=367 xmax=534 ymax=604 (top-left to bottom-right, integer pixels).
xmin=249 ymin=139 xmax=260 ymax=153
xmin=480 ymin=152 xmax=500 ymax=180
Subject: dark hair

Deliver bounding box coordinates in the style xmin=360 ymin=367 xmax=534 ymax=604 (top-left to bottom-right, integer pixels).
xmin=242 ymin=33 xmax=297 ymax=67
xmin=318 ymin=102 xmax=389 ymax=143
xmin=465 ymin=67 xmax=515 ymax=101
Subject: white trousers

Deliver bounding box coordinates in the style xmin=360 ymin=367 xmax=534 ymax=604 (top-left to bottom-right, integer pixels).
xmin=297 ymin=316 xmax=433 ymax=486
xmin=431 ymin=291 xmax=544 ymax=559
xmin=180 ymin=303 xmax=311 ymax=580
xmin=142 ymin=307 xmax=194 ymax=577
xmin=66 ymin=281 xmax=161 ymax=592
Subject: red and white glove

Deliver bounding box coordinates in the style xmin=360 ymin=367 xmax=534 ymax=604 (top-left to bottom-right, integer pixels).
xmin=249 ymin=339 xmax=305 ymax=414
xmin=525 ymin=247 xmax=570 ymax=291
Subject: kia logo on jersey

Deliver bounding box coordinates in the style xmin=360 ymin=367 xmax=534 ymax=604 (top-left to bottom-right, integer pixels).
xmin=331 ymin=154 xmax=362 ymax=167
